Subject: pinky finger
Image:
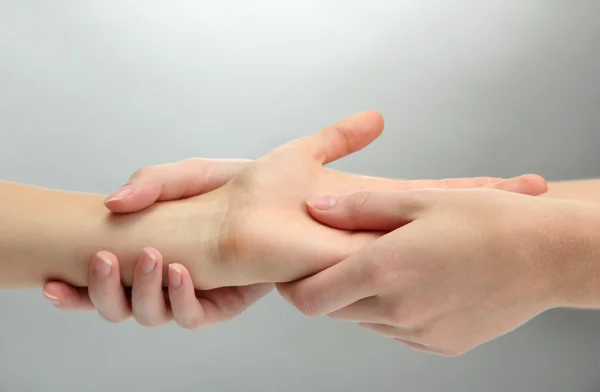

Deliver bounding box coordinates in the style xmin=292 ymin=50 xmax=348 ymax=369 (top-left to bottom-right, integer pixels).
xmin=42 ymin=281 xmax=94 ymax=311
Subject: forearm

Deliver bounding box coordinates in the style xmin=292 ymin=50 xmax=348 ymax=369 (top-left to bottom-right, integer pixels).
xmin=546 ymin=199 xmax=600 ymax=310
xmin=533 ymin=180 xmax=600 ymax=307
xmin=1 ymin=181 xmax=140 ymax=289
xmin=0 ymin=181 xmax=221 ymax=290
xmin=544 ymin=179 xmax=600 ymax=203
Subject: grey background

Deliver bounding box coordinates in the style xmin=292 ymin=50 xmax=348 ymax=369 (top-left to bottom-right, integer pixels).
xmin=1 ymin=1 xmax=599 ymax=391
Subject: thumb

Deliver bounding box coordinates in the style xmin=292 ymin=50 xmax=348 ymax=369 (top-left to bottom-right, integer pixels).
xmin=290 ymin=111 xmax=384 ymax=165
xmin=306 ymin=190 xmax=429 ymax=231
xmin=484 ymin=174 xmax=548 ymax=196
xmin=105 ymin=158 xmax=249 ymax=213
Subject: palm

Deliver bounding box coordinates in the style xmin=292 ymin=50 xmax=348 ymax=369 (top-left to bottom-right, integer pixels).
xmin=213 ymin=112 xmax=530 ymax=287
xmin=212 ymin=112 xmax=428 ymax=286
xmin=217 ymin=149 xmax=381 ymax=285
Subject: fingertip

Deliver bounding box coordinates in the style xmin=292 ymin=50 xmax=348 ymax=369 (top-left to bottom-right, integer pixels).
xmin=336 ymin=110 xmax=385 ymax=148
xmin=104 ymin=198 xmax=152 ymax=214
xmin=276 ymin=281 xmax=319 ymax=317
xmin=307 ymin=111 xmax=386 ymax=165
xmin=42 ymin=284 xmax=63 ymax=306
xmin=96 ymin=250 xmax=117 ymax=263
xmin=522 ymin=174 xmax=549 ymax=194
xmin=495 ymin=174 xmax=548 ymax=196
xmin=91 ymin=251 xmax=118 ymax=278
xmin=168 ymin=263 xmax=184 ymax=289
xmin=89 ymin=251 xmax=131 ymax=317
xmin=306 ymin=198 xmax=365 ymax=231
xmin=168 ymin=264 xmax=205 ymax=329
xmin=104 ymin=186 xmax=159 ymax=214
xmin=142 ymin=247 xmax=162 ymax=263
xmin=306 ymin=196 xmax=337 ymax=211
xmin=130 ymin=249 xmax=170 ymax=326
xmin=363 ymin=110 xmax=385 ymax=133
xmin=104 ymin=185 xmax=135 ymax=204
xmin=103 ymin=198 xmax=133 ymax=213
xmin=305 ymin=196 xmax=356 ymax=230
xmin=135 ymin=247 xmax=161 ymax=278
xmin=42 ymin=282 xmax=93 ymax=310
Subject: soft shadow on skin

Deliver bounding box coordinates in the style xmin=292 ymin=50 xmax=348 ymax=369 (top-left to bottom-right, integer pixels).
xmin=101 ymin=202 xmax=173 ymax=286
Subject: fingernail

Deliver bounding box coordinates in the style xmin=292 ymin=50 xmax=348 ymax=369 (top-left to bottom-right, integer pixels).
xmin=141 ymin=248 xmax=157 ymax=275
xmin=168 ymin=264 xmax=182 ymax=288
xmin=104 ymin=185 xmax=135 ymax=203
xmin=42 ymin=291 xmax=61 ymax=305
xmin=94 ymin=253 xmax=112 ymax=276
xmin=307 ymin=196 xmax=337 ymax=210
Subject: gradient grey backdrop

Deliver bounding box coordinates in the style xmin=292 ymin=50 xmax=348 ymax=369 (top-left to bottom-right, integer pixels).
xmin=1 ymin=1 xmax=600 ymax=391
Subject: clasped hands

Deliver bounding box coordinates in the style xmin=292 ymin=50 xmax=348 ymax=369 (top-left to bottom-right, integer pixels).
xmin=44 ymin=111 xmax=590 ymax=356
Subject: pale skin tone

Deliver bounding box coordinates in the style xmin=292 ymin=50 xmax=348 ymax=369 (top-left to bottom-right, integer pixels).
xmin=11 ymin=111 xmax=541 ymax=329
xmin=277 ymin=184 xmax=600 ymax=356
xmin=41 ymin=165 xmax=541 ymax=328
xmin=3 ymin=111 xmax=405 ymax=289
xmin=26 ymin=111 xmax=600 ymax=355
xmin=45 ymin=177 xmax=600 ymax=340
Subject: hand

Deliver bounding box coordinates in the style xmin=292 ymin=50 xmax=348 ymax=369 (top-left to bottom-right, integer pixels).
xmin=43 ymin=159 xmax=273 ymax=328
xmin=193 ymin=111 xmax=548 ymax=288
xmin=279 ymin=188 xmax=600 ymax=356
xmin=102 ymin=158 xmax=250 ymax=213
xmin=43 ymin=111 xmax=546 ymax=323
xmin=44 ymin=247 xmax=271 ymax=328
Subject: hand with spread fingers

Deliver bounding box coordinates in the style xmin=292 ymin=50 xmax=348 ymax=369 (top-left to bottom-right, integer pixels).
xmin=279 ymin=188 xmax=600 ymax=356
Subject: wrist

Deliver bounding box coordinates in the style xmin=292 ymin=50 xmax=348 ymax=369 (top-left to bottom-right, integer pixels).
xmin=535 ymin=201 xmax=600 ymax=309
xmin=543 ymin=180 xmax=600 ymax=203
xmin=107 ymin=190 xmax=229 ymax=290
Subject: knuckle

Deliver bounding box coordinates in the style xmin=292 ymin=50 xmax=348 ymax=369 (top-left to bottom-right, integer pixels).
xmin=387 ymin=305 xmax=410 ymax=326
xmin=289 ymin=291 xmax=319 ymax=317
xmin=89 ymin=286 xmax=117 ymax=306
xmin=360 ymin=264 xmax=382 ymax=286
xmin=331 ymin=124 xmax=352 ymax=158
xmin=289 ymin=137 xmax=322 ymax=163
xmin=214 ymin=290 xmax=247 ymax=316
xmin=360 ymin=264 xmax=394 ymax=291
xmin=347 ymin=191 xmax=371 ymax=215
xmin=129 ymin=162 xmax=171 ymax=182
xmin=407 ymin=325 xmax=430 ymax=342
xmin=387 ymin=304 xmax=423 ymax=327
xmin=130 ymin=166 xmax=153 ymax=180
xmin=401 ymin=191 xmax=430 ymax=213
